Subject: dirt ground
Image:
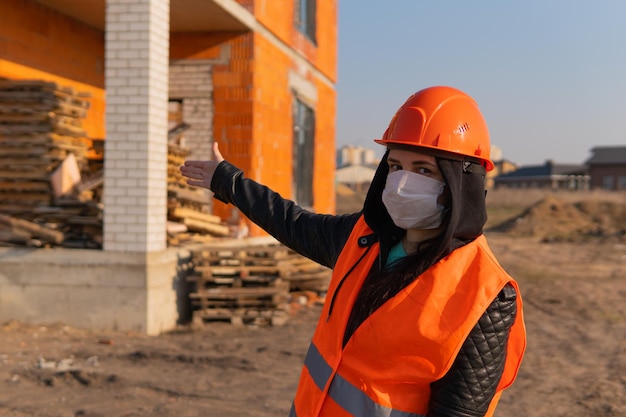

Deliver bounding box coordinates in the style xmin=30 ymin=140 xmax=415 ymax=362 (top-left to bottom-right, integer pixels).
xmin=1 ymin=190 xmax=625 ymax=417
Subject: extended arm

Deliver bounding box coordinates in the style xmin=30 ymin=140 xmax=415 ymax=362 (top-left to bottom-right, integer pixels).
xmin=180 ymin=144 xmax=359 ymax=268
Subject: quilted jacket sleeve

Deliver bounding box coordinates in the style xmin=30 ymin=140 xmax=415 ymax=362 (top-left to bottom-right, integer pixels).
xmin=427 ymin=283 xmax=518 ymax=417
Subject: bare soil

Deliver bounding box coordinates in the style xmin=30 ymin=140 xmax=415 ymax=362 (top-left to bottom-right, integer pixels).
xmin=1 ymin=189 xmax=625 ymax=417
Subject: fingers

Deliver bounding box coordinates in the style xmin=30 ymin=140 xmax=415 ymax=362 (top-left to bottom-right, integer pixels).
xmin=180 ymin=163 xmax=200 ymax=174
xmin=213 ymin=142 xmax=224 ymax=163
xmin=182 ymin=160 xmax=206 ymax=167
xmin=181 ymin=163 xmax=206 ymax=184
xmin=180 ymin=169 xmax=203 ymax=181
xmin=185 ymin=179 xmax=204 ymax=187
xmin=179 ymin=142 xmax=224 ymax=190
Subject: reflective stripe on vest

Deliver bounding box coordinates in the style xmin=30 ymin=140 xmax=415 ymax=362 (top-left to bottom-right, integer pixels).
xmin=289 ymin=343 xmax=426 ymax=417
xmin=291 ymin=216 xmax=526 ymax=417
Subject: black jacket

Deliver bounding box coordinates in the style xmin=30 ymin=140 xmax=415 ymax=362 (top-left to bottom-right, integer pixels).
xmin=211 ymin=159 xmax=517 ymax=417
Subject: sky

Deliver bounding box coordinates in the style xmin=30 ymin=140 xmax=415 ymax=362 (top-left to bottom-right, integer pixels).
xmin=335 ymin=1 xmax=626 ymax=166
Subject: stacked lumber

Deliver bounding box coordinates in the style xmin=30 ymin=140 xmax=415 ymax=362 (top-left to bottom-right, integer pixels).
xmin=166 ymin=141 xmax=231 ymax=246
xmin=0 ymin=79 xmax=91 ymax=213
xmin=0 ymin=79 xmax=101 ymax=247
xmin=188 ymin=237 xmax=331 ymax=326
xmin=0 ymin=78 xmax=230 ymax=248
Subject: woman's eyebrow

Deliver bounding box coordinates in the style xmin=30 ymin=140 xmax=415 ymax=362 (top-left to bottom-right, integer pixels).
xmin=388 ymin=157 xmax=436 ymax=166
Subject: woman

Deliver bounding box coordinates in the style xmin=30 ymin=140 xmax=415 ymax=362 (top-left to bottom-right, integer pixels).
xmin=180 ymin=86 xmax=526 ymax=417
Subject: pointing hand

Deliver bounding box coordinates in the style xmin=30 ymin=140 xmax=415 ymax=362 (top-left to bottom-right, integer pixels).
xmin=180 ymin=142 xmax=225 ymax=189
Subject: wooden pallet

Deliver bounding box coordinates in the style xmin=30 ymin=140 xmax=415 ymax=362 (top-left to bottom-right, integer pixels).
xmin=192 ymin=306 xmax=290 ymax=326
xmin=188 ymin=238 xmax=331 ymax=326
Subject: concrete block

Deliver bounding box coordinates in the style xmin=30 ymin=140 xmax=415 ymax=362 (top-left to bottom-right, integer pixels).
xmin=0 ymin=248 xmax=193 ymax=334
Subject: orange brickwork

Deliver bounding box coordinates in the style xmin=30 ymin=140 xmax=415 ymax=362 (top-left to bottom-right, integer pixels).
xmin=0 ymin=0 xmax=106 ymax=139
xmin=247 ymin=0 xmax=337 ymax=81
xmin=2 ymin=0 xmax=338 ymax=238
xmin=171 ymin=1 xmax=337 ymax=236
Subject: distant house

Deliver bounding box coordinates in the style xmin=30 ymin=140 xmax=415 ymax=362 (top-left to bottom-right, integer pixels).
xmin=335 ymin=146 xmax=379 ymax=192
xmin=336 ymin=164 xmax=377 ymax=192
xmin=584 ymin=146 xmax=626 ymax=190
xmin=337 ymin=145 xmax=379 ymax=168
xmin=493 ymin=160 xmax=589 ymax=190
xmin=487 ymin=158 xmax=518 ymax=189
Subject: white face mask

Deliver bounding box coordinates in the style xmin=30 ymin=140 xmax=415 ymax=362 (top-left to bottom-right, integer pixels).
xmin=381 ymin=170 xmax=446 ymax=230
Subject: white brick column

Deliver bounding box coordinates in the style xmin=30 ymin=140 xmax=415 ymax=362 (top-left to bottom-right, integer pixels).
xmin=103 ymin=0 xmax=170 ymax=252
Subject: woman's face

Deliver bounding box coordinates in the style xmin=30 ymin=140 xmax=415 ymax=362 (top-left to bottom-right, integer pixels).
xmin=386 ymin=148 xmax=450 ymax=207
xmin=386 ymin=148 xmax=444 ymax=181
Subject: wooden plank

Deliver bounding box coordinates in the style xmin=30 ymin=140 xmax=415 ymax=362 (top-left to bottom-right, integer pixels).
xmin=189 ymin=272 xmax=287 ymax=286
xmin=193 ymin=256 xmax=287 ymax=268
xmin=191 ymin=299 xmax=281 ymax=308
xmin=0 ymin=113 xmax=50 ymax=122
xmin=0 ymin=124 xmax=52 ymax=135
xmin=195 ymin=264 xmax=291 ymax=278
xmin=0 ymin=123 xmax=86 ymax=137
xmin=192 ymin=307 xmax=289 ymax=326
xmin=182 ymin=218 xmax=230 ymax=236
xmin=0 ymin=110 xmax=85 ymax=122
xmin=66 ymin=216 xmax=102 ymax=226
xmin=0 ymin=204 xmax=33 ymax=213
xmin=0 ymin=134 xmax=89 ymax=149
xmin=0 ymin=214 xmax=64 ymax=244
xmin=75 ymin=169 xmax=104 ymax=192
xmin=191 ymin=240 xmax=287 ymax=253
xmin=169 ymin=206 xmax=222 ymax=224
xmin=32 ymin=206 xmax=84 ymax=215
xmin=0 ymin=102 xmax=90 ymax=118
xmin=0 ymin=190 xmax=50 ymax=200
xmin=0 ymin=79 xmax=60 ymax=91
xmin=0 ymin=89 xmax=90 ymax=108
xmin=0 ymin=181 xmax=50 ymax=192
xmin=0 ymin=145 xmax=50 ymax=156
xmin=2 ymin=157 xmax=52 ymax=166
xmin=167 ymin=185 xmax=210 ymax=205
xmin=284 ymin=270 xmax=332 ymax=281
xmin=190 ymin=286 xmax=286 ymax=299
xmin=0 ymin=169 xmax=50 ymax=179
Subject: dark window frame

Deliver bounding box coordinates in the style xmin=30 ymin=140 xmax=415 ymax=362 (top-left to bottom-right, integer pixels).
xmin=295 ymin=0 xmax=317 ymax=44
xmin=292 ymin=97 xmax=315 ymax=207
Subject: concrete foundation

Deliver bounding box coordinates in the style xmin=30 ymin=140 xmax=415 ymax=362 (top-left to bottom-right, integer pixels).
xmin=0 ymin=247 xmax=194 ymax=335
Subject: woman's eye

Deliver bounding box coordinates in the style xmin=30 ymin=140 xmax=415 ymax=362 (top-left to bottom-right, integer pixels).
xmin=389 ymin=164 xmax=402 ymax=171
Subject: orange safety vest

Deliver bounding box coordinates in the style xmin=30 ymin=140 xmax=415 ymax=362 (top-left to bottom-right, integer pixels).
xmin=290 ymin=217 xmax=526 ymax=417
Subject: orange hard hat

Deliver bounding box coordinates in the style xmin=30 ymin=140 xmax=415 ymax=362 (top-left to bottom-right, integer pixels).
xmin=375 ymin=86 xmax=494 ymax=171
